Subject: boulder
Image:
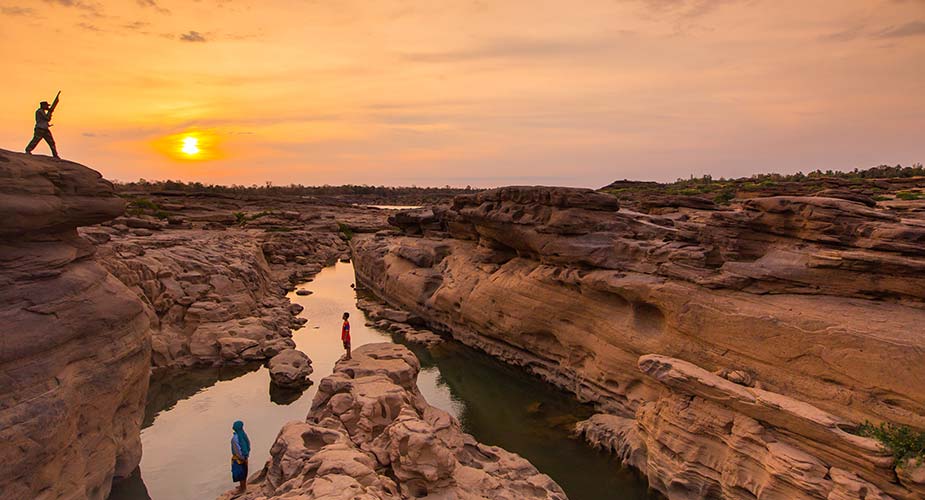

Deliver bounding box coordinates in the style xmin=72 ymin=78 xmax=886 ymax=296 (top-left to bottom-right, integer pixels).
xmin=267 ymin=348 xmax=314 ymax=388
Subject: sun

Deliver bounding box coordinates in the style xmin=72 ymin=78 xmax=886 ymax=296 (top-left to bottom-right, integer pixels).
xmin=181 ymin=136 xmax=200 ymax=156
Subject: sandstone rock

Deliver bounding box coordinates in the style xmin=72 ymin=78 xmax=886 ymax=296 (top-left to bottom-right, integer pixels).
xmin=268 ymin=348 xmax=314 ymax=388
xmin=220 ymin=344 xmax=566 ymax=500
xmin=351 ymin=185 xmax=925 ymax=499
xmin=296 ymin=289 xmax=313 ymax=296
xmin=96 ymin=229 xmax=303 ymax=367
xmin=0 ymin=150 xmax=151 ymax=500
xmin=121 ymin=216 xmax=163 ymax=230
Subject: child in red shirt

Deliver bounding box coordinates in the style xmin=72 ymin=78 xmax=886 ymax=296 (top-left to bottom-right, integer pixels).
xmin=341 ymin=312 xmax=351 ymax=360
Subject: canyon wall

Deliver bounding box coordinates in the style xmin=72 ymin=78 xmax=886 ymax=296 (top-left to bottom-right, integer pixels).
xmin=352 ymin=186 xmax=925 ymax=499
xmin=220 ymin=343 xmax=567 ymax=500
xmin=82 ymin=197 xmax=360 ymax=368
xmin=0 ymin=151 xmax=152 ymax=500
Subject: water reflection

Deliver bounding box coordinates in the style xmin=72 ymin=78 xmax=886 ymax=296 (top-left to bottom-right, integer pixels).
xmin=109 ymin=262 xmax=657 ymax=500
xmin=143 ymin=364 xmax=261 ymax=428
xmin=268 ymin=383 xmax=308 ymax=405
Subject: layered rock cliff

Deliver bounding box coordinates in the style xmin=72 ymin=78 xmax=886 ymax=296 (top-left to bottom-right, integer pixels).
xmin=351 ymin=186 xmax=925 ymax=499
xmin=81 ymin=197 xmax=361 ymax=368
xmin=0 ymin=150 xmax=152 ymax=500
xmin=221 ymin=343 xmax=566 ymax=500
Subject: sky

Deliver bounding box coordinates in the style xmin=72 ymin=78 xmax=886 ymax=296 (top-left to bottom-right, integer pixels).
xmin=1 ymin=0 xmax=923 ymax=188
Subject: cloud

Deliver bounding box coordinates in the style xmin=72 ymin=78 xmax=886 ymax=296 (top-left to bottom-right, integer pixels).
xmin=123 ymin=21 xmax=150 ymax=30
xmin=402 ymin=36 xmax=619 ymax=63
xmin=136 ymin=0 xmax=169 ymax=14
xmin=78 ymin=22 xmax=102 ymax=32
xmin=634 ymin=0 xmax=743 ymax=19
xmin=875 ymin=21 xmax=925 ymax=38
xmin=1 ymin=6 xmax=34 ymax=15
xmin=43 ymin=0 xmax=104 ymax=16
xmin=179 ymin=30 xmax=207 ymax=42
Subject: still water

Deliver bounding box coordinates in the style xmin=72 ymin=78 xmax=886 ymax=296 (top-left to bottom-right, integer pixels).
xmin=109 ymin=262 xmax=657 ymax=500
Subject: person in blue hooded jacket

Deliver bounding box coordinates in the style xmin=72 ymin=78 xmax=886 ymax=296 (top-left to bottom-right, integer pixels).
xmin=230 ymin=420 xmax=251 ymax=493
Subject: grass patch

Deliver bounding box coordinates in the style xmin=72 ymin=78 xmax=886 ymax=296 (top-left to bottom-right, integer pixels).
xmin=337 ymin=222 xmax=354 ymax=241
xmin=714 ymin=189 xmax=735 ymax=205
xmin=896 ymin=191 xmax=924 ymax=201
xmin=872 ymin=195 xmax=891 ymax=201
xmin=857 ymin=421 xmax=925 ymax=467
xmin=127 ymin=198 xmax=159 ymax=210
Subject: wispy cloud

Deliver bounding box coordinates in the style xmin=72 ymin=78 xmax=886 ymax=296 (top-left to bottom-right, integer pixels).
xmin=179 ymin=30 xmax=207 ymax=42
xmin=875 ymin=20 xmax=925 ymax=38
xmin=634 ymin=0 xmax=745 ymax=19
xmin=1 ymin=6 xmax=35 ymax=15
xmin=822 ymin=20 xmax=925 ymax=42
xmin=43 ymin=0 xmax=104 ymax=17
xmin=77 ymin=22 xmax=102 ymax=32
xmin=402 ymin=36 xmax=619 ymax=63
xmin=136 ymin=0 xmax=169 ymax=14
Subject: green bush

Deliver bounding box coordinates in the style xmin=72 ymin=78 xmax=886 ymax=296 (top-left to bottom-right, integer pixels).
xmin=857 ymin=421 xmax=925 ymax=467
xmin=337 ymin=222 xmax=354 ymax=241
xmin=872 ymin=195 xmax=891 ymax=201
xmin=127 ymin=198 xmax=159 ymax=210
xmin=896 ymin=191 xmax=924 ymax=201
xmin=714 ymin=190 xmax=735 ymax=205
xmin=233 ymin=211 xmax=247 ymax=225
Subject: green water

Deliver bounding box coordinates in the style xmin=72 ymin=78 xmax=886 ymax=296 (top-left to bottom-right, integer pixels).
xmin=109 ymin=261 xmax=657 ymax=500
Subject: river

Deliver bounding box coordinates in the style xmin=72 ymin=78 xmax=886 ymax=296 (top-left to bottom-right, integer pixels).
xmin=109 ymin=261 xmax=657 ymax=500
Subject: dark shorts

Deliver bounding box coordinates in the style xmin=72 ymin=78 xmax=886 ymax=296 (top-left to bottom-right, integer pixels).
xmin=231 ymin=459 xmax=248 ymax=482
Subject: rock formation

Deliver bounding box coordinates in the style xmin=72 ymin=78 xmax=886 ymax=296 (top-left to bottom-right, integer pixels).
xmin=351 ymin=185 xmax=925 ymax=499
xmin=0 ymin=150 xmax=152 ymax=500
xmin=81 ymin=190 xmax=379 ymax=368
xmin=356 ymin=296 xmax=444 ymax=346
xmin=220 ymin=343 xmax=566 ymax=500
xmin=268 ymin=348 xmax=313 ymax=388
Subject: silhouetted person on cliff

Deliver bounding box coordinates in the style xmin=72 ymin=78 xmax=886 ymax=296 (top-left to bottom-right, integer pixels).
xmin=26 ymin=92 xmax=60 ymax=159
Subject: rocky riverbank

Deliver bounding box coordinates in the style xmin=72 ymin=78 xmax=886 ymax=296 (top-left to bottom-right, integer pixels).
xmin=0 ymin=151 xmax=152 ymax=500
xmin=79 ymin=188 xmax=391 ymax=368
xmin=352 ymin=185 xmax=925 ymax=499
xmin=219 ymin=343 xmax=567 ymax=500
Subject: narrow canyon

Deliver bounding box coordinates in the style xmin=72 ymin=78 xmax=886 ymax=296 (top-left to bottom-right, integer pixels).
xmin=3 ymin=150 xmax=925 ymax=499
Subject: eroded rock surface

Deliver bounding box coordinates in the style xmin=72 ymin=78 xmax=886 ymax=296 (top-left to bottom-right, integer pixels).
xmin=83 ymin=190 xmax=383 ymax=368
xmin=0 ymin=150 xmax=152 ymax=500
xmin=352 ymin=185 xmax=925 ymax=499
xmin=268 ymin=348 xmax=313 ymax=388
xmin=219 ymin=343 xmax=566 ymax=500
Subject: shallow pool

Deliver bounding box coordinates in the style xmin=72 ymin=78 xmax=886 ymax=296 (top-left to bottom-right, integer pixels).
xmin=109 ymin=262 xmax=657 ymax=500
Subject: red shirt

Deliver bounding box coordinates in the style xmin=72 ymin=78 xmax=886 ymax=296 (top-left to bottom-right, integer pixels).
xmin=341 ymin=320 xmax=350 ymax=342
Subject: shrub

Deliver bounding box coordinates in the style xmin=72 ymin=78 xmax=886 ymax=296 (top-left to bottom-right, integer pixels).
xmin=337 ymin=222 xmax=354 ymax=241
xmin=896 ymin=191 xmax=924 ymax=201
xmin=714 ymin=190 xmax=735 ymax=205
xmin=857 ymin=421 xmax=925 ymax=467
xmin=872 ymin=195 xmax=891 ymax=201
xmin=128 ymin=198 xmax=159 ymax=210
xmin=233 ymin=211 xmax=247 ymax=225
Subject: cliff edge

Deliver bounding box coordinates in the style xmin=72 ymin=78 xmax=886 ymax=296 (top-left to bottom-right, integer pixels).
xmin=352 ymin=185 xmax=925 ymax=499
xmin=0 ymin=150 xmax=152 ymax=500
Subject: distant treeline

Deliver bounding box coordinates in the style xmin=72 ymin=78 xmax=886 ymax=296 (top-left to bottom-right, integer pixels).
xmin=114 ymin=179 xmax=480 ymax=198
xmin=687 ymin=163 xmax=925 ymax=184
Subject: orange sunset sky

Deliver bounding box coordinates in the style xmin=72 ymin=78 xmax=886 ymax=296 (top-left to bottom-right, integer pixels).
xmin=1 ymin=0 xmax=923 ymax=187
